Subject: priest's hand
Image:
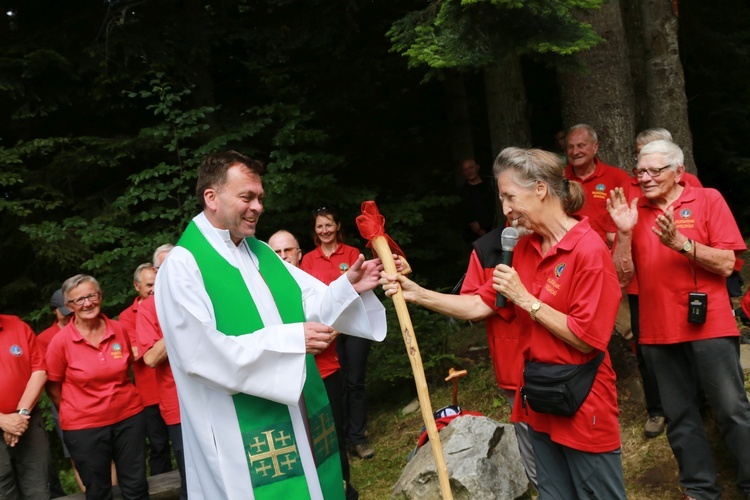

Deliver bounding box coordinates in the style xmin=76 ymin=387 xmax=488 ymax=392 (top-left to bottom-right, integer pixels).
xmin=305 ymin=322 xmax=335 ymax=355
xmin=346 ymin=254 xmax=384 ymax=294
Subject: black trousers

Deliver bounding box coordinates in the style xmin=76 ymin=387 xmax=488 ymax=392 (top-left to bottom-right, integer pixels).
xmin=64 ymin=412 xmax=148 ymax=500
xmin=628 ymin=294 xmax=663 ymax=416
xmin=143 ymin=404 xmax=171 ymax=475
xmin=166 ymin=424 xmax=186 ymax=500
xmin=336 ymin=335 xmax=372 ymax=446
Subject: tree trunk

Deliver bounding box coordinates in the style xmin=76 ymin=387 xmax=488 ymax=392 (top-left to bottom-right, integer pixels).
xmin=442 ymin=74 xmax=475 ymax=184
xmin=483 ymin=52 xmax=531 ymax=158
xmin=640 ymin=0 xmax=697 ymax=172
xmin=558 ymin=0 xmax=635 ymax=171
xmin=620 ymin=0 xmax=649 ymax=133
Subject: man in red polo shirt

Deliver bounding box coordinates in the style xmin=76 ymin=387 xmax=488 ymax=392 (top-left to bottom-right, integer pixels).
xmin=0 ymin=314 xmax=49 ymax=499
xmin=135 ymin=243 xmax=187 ymax=500
xmin=565 ymin=124 xmax=630 ymax=247
xmin=37 ymin=289 xmax=73 ymax=353
xmin=118 ymin=263 xmax=172 ymax=476
xmin=609 ymin=139 xmax=750 ymax=499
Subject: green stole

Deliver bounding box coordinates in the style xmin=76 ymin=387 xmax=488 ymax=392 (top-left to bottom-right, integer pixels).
xmin=177 ymin=221 xmax=343 ymax=499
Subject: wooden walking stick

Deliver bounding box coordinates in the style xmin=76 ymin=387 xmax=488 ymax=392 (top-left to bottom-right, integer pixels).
xmin=356 ymin=201 xmax=453 ymax=500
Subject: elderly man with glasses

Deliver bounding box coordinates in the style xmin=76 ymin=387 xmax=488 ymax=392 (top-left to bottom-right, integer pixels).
xmin=608 ymin=140 xmax=750 ymax=500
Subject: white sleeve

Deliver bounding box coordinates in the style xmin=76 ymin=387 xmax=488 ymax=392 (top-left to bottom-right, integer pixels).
xmin=155 ymin=247 xmax=307 ymax=406
xmin=288 ymin=264 xmax=387 ymax=341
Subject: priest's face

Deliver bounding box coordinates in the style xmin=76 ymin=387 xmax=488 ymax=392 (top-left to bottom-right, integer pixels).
xmin=205 ymin=164 xmax=265 ymax=245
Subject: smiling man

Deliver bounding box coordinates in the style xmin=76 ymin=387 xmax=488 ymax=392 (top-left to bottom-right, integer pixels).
xmin=154 ymin=151 xmax=386 ymax=500
xmin=565 ymin=124 xmax=630 ymax=247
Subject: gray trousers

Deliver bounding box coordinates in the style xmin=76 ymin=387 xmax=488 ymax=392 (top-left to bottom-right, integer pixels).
xmin=502 ymin=388 xmax=538 ymax=489
xmin=529 ymin=427 xmax=626 ymax=500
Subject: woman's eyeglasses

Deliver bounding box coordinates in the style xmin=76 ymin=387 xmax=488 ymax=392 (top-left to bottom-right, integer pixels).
xmin=67 ymin=292 xmax=101 ymax=307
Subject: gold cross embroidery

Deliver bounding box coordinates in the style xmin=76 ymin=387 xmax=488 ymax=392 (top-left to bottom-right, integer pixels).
xmin=312 ymin=413 xmax=336 ymax=456
xmin=248 ymin=429 xmax=298 ymax=478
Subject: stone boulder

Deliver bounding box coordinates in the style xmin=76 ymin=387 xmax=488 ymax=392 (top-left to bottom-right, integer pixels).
xmin=392 ymin=415 xmax=529 ymax=499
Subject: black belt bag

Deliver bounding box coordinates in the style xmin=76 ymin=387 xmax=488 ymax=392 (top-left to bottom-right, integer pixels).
xmin=521 ymin=351 xmax=605 ymax=417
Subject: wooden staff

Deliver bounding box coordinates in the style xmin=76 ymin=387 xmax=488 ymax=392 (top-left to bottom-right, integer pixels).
xmin=445 ymin=368 xmax=468 ymax=407
xmin=369 ymin=235 xmax=454 ymax=500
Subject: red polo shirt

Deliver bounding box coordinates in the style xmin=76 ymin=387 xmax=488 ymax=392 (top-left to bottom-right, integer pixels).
xmin=135 ymin=296 xmax=180 ymax=426
xmin=460 ymin=251 xmax=525 ymax=391
xmin=0 ymin=315 xmax=46 ymax=414
xmin=118 ymin=298 xmax=160 ymax=406
xmin=45 ymin=316 xmax=143 ymax=430
xmin=37 ymin=322 xmax=61 ymax=354
xmin=632 ymin=185 xmax=745 ymax=344
xmin=508 ymin=218 xmax=622 ymax=453
xmin=622 ymin=173 xmax=704 ymax=295
xmin=300 ymin=243 xmax=361 ymax=379
xmin=565 ymin=158 xmax=630 ymax=243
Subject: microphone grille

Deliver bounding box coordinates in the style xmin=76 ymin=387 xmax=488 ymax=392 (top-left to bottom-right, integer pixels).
xmin=501 ymin=226 xmax=519 ymax=250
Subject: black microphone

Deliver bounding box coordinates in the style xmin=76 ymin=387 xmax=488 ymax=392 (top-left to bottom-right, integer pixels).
xmin=495 ymin=226 xmax=519 ymax=307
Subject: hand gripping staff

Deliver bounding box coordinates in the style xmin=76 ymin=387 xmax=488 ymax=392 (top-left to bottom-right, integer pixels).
xmin=356 ymin=201 xmax=454 ymax=500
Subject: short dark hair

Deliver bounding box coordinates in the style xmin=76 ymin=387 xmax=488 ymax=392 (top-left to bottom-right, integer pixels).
xmin=195 ymin=151 xmax=265 ymax=208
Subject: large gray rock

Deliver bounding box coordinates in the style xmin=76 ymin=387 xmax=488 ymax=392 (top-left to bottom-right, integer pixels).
xmin=392 ymin=415 xmax=529 ymax=499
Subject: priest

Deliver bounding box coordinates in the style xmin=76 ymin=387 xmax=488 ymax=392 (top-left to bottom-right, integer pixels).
xmin=155 ymin=151 xmax=387 ymax=500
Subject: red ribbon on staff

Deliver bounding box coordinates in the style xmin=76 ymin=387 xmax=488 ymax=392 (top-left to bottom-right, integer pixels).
xmin=355 ymin=201 xmax=406 ymax=259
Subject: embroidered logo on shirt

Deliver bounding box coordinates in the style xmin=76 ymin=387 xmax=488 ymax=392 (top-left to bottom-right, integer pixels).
xmin=339 ymin=263 xmax=349 ymax=274
xmin=592 ymin=184 xmax=608 ymax=199
xmin=111 ymin=343 xmax=123 ymax=359
xmin=9 ymin=345 xmax=22 ymax=357
xmin=675 ymin=208 xmax=695 ymax=229
xmin=555 ymin=263 xmax=566 ymax=278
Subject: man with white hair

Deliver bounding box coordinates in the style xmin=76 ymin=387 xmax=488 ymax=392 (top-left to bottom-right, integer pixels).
xmin=609 ymin=140 xmax=750 ymax=500
xmin=565 ymin=124 xmax=630 ymax=246
xmin=118 ymin=263 xmax=173 ymax=477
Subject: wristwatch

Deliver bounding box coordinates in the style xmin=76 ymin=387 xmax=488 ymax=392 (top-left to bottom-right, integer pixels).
xmin=680 ymin=238 xmax=694 ymax=254
xmin=530 ymin=301 xmax=543 ymax=322
xmin=16 ymin=409 xmax=30 ymax=416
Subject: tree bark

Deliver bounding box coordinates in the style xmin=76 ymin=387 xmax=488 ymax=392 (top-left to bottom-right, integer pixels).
xmin=621 ymin=0 xmax=649 ymax=133
xmin=558 ymin=0 xmax=635 ymax=171
xmin=639 ymin=0 xmax=696 ymax=172
xmin=442 ymin=74 xmax=475 ymax=184
xmin=483 ymin=52 xmax=531 ymax=158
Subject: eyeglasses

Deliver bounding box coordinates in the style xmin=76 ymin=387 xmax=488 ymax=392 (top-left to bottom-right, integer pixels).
xmin=312 ymin=206 xmax=329 ymax=215
xmin=274 ymin=247 xmax=299 ymax=255
xmin=632 ymin=165 xmax=674 ymax=178
xmin=67 ymin=292 xmax=101 ymax=307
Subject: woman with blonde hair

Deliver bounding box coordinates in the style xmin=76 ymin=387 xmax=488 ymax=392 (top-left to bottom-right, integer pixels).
xmin=46 ymin=274 xmax=148 ymax=499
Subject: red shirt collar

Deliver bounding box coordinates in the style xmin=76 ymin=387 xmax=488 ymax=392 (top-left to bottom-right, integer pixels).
xmin=69 ymin=315 xmax=115 ymax=344
xmin=565 ymin=158 xmax=608 ymax=182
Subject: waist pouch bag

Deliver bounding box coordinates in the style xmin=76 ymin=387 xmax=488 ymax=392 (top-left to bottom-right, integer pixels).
xmin=521 ymin=351 xmax=605 ymax=417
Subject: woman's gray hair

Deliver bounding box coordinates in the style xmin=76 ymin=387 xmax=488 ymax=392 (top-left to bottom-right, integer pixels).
xmin=493 ymin=147 xmax=586 ymax=215
xmin=61 ymin=274 xmax=101 ymax=302
xmin=638 ymin=139 xmax=684 ymax=167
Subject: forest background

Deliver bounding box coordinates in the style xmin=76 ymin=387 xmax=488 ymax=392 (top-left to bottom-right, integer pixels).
xmin=2 ymin=0 xmax=750 ymax=391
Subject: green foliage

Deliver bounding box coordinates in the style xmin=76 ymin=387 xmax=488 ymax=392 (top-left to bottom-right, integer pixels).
xmin=388 ymin=0 xmax=604 ymax=76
